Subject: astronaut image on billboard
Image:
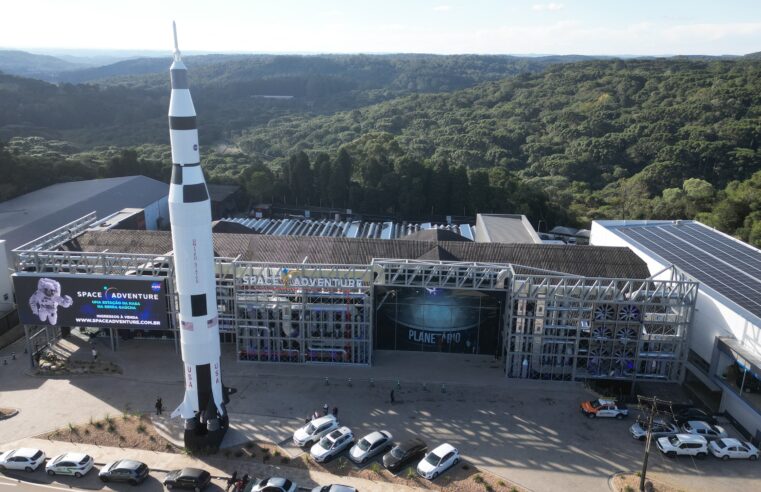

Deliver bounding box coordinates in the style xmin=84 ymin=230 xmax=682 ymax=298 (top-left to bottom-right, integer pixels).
xmin=28 ymin=278 xmax=73 ymax=325
xmin=376 ymin=287 xmax=503 ymax=354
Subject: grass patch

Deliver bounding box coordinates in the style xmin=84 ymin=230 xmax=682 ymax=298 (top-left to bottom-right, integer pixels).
xmin=136 ymin=424 xmax=146 ymax=434
xmin=474 ymin=474 xmax=485 ymax=484
xmin=405 ymin=466 xmax=416 ymax=479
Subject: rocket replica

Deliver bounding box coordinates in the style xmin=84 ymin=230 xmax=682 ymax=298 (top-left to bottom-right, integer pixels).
xmin=167 ymin=22 xmax=230 ymax=450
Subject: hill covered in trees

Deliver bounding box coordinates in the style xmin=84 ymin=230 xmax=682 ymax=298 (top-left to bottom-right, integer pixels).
xmin=1 ymin=55 xmax=760 ymax=245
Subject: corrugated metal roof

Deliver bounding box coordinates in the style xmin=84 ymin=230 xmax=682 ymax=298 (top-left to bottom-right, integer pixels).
xmin=222 ymin=217 xmax=474 ymax=240
xmin=0 ymin=176 xmax=168 ymax=252
xmin=65 ymin=230 xmax=650 ymax=279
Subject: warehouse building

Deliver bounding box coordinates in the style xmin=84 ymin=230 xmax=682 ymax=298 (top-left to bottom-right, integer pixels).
xmin=591 ymin=220 xmax=761 ymax=441
xmin=12 ymin=212 xmax=697 ymax=385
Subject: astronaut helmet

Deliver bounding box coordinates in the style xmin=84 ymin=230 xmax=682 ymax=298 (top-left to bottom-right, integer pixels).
xmin=38 ymin=278 xmax=61 ymax=297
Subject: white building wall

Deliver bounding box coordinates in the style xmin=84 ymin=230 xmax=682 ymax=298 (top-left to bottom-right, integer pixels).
xmin=721 ymin=390 xmax=761 ymax=440
xmin=0 ymin=240 xmax=13 ymax=312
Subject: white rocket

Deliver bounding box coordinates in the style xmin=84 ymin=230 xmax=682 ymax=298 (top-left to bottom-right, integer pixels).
xmin=167 ymin=22 xmax=228 ymax=446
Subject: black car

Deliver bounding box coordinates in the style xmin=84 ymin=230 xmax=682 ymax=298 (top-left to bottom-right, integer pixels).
xmin=99 ymin=459 xmax=150 ymax=485
xmin=674 ymin=408 xmax=719 ymax=426
xmin=382 ymin=438 xmax=427 ymax=473
xmin=163 ymin=468 xmax=211 ymax=492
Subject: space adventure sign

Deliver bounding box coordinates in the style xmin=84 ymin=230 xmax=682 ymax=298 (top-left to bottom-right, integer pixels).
xmin=238 ymin=267 xmax=370 ymax=289
xmin=13 ymin=273 xmax=169 ymax=329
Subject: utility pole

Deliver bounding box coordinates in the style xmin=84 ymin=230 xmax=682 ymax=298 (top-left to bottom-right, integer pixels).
xmin=637 ymin=395 xmax=672 ymax=492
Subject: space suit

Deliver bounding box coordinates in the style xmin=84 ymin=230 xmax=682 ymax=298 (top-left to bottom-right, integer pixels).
xmin=28 ymin=278 xmax=73 ymax=325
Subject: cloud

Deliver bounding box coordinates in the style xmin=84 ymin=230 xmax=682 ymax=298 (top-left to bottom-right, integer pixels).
xmin=433 ymin=5 xmax=452 ymax=12
xmin=532 ymin=3 xmax=564 ymax=11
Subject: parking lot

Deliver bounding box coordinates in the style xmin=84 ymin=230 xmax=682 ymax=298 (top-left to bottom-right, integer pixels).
xmin=2 ymin=338 xmax=761 ymax=491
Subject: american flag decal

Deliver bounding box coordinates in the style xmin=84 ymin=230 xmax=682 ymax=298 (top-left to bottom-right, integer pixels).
xmin=208 ymin=316 xmax=218 ymax=328
xmin=181 ymin=320 xmax=194 ymax=331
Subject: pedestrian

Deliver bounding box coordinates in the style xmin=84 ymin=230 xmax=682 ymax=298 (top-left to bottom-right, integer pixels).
xmin=332 ymin=406 xmax=338 ymax=418
xmin=91 ymin=347 xmax=98 ymax=361
xmin=312 ymin=410 xmax=320 ymax=420
xmin=241 ymin=474 xmax=250 ymax=490
xmin=323 ymin=403 xmax=329 ymax=415
xmin=390 ymin=389 xmax=395 ymax=404
xmin=155 ymin=397 xmax=163 ymax=415
xmin=226 ymin=471 xmax=238 ymax=492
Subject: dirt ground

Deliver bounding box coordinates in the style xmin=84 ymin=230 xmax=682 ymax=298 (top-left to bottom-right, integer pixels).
xmin=40 ymin=413 xmax=176 ymax=453
xmin=611 ymin=473 xmax=687 ymax=492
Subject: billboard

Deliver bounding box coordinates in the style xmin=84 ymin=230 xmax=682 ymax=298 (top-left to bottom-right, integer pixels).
xmin=375 ymin=287 xmax=504 ymax=354
xmin=13 ymin=273 xmax=169 ymax=329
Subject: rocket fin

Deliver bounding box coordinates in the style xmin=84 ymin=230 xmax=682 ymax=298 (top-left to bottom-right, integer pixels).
xmin=171 ymin=397 xmax=195 ymax=419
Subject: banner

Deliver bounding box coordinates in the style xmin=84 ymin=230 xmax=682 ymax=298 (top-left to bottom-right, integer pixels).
xmin=13 ymin=273 xmax=169 ymax=329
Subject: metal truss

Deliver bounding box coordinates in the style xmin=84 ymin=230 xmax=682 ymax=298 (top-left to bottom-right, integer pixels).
xmin=14 ymin=212 xmax=98 ymax=253
xmin=372 ymin=259 xmax=512 ymax=290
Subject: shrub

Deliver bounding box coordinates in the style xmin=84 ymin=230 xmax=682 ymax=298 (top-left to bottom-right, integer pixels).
xmin=510 ymin=487 xmax=519 ymax=492
xmin=83 ymin=428 xmax=90 ymax=435
xmin=624 ymin=486 xmax=635 ymax=492
xmin=234 ymin=450 xmax=243 ymax=458
xmin=498 ymin=481 xmax=506 ymax=487
xmin=474 ymin=475 xmax=485 ymax=484
xmin=280 ymin=457 xmax=289 ymax=464
xmin=94 ymin=420 xmax=104 ymax=430
xmin=336 ymin=457 xmax=348 ymax=471
xmin=149 ymin=435 xmax=156 ymax=442
xmin=166 ymin=443 xmax=174 ymax=451
xmin=67 ymin=423 xmax=77 ymax=433
xmin=485 ymin=485 xmax=494 ymax=492
xmin=274 ymin=450 xmax=281 ymax=457
xmin=136 ymin=424 xmax=147 ymax=434
xmin=370 ymin=462 xmax=382 ymax=475
xmin=405 ymin=467 xmax=416 ymax=479
xmin=107 ymin=424 xmax=116 ymax=433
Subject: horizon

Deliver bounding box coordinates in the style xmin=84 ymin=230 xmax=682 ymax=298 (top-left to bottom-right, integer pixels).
xmin=2 ymin=0 xmax=761 ymax=56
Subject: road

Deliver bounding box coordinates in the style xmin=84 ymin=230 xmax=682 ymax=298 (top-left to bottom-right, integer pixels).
xmin=0 ymin=470 xmax=227 ymax=492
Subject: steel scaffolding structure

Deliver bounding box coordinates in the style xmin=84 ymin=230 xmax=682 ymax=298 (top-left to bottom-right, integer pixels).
xmin=13 ymin=215 xmax=698 ymax=378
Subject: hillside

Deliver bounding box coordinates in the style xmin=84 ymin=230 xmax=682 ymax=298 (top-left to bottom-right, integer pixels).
xmin=0 ymin=50 xmax=83 ymax=79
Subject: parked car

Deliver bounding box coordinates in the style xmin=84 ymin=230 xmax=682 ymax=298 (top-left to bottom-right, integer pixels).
xmin=311 ymin=427 xmax=354 ymax=463
xmin=708 ymin=438 xmax=760 ymax=460
xmin=383 ymin=438 xmax=427 ymax=473
xmin=293 ymin=415 xmax=339 ymax=448
xmin=417 ymin=443 xmax=460 ymax=480
xmin=629 ymin=419 xmax=679 ymax=441
xmin=247 ymin=477 xmax=297 ymax=492
xmin=349 ymin=430 xmax=393 ymax=464
xmin=656 ymin=434 xmax=708 ymax=458
xmin=681 ymin=421 xmax=728 ymax=440
xmin=163 ymin=468 xmax=211 ymax=492
xmin=0 ymin=448 xmax=46 ymax=472
xmin=580 ymin=398 xmax=628 ymax=419
xmin=673 ymin=407 xmax=719 ymax=426
xmin=98 ymin=459 xmax=150 ymax=485
xmin=45 ymin=452 xmax=93 ymax=478
xmin=311 ymin=486 xmax=357 ymax=492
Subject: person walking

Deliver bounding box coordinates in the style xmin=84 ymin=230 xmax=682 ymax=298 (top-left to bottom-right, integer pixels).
xmin=322 ymin=403 xmax=329 ymax=415
xmin=312 ymin=409 xmax=320 ymax=420
xmin=332 ymin=406 xmax=338 ymax=418
xmin=390 ymin=389 xmax=395 ymax=404
xmin=155 ymin=397 xmax=163 ymax=415
xmin=91 ymin=347 xmax=98 ymax=361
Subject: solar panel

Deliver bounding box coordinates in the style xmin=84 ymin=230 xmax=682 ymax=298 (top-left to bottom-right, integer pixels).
xmin=615 ymin=222 xmax=761 ymax=318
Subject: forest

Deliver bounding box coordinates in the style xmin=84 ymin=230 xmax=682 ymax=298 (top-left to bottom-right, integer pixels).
xmin=1 ymin=55 xmax=760 ymax=245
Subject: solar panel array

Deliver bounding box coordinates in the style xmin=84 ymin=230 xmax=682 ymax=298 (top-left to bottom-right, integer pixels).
xmin=614 ymin=221 xmax=761 ymax=319
xmin=223 ymin=217 xmax=476 ymax=240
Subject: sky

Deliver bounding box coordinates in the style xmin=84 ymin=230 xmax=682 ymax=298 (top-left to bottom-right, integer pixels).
xmin=2 ymin=0 xmax=761 ymax=56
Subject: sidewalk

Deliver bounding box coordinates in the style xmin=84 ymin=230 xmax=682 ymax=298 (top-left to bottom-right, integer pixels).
xmin=2 ymin=437 xmax=426 ymax=492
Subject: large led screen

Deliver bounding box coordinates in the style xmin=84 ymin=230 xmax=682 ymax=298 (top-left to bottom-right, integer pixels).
xmin=13 ymin=273 xmax=168 ymax=329
xmin=375 ymin=287 xmax=503 ymax=354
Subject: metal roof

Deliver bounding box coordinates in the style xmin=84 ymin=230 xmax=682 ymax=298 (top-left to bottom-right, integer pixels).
xmin=0 ymin=176 xmax=168 ymax=252
xmin=221 ymin=217 xmax=476 ymax=240
xmin=65 ymin=229 xmax=650 ymax=279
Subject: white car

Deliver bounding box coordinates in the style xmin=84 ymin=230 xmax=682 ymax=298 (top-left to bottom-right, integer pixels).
xmin=417 ymin=443 xmax=460 ymax=480
xmin=294 ymin=415 xmax=339 ymax=448
xmin=349 ymin=430 xmax=393 ymax=464
xmin=310 ymin=427 xmax=354 ymax=463
xmin=681 ymin=420 xmax=728 ymax=440
xmin=249 ymin=477 xmax=297 ymax=492
xmin=46 ymin=452 xmax=94 ymax=478
xmin=629 ymin=419 xmax=679 ymax=441
xmin=708 ymin=438 xmax=760 ymax=460
xmin=656 ymin=434 xmax=708 ymax=458
xmin=0 ymin=448 xmax=46 ymax=472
